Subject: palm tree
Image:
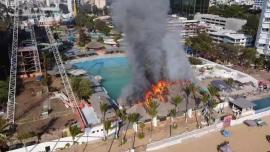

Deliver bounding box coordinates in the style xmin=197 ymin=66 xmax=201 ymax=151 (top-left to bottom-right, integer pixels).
xmin=100 ymin=102 xmax=109 ymax=139
xmin=208 ymin=84 xmax=220 ymax=100
xmin=184 ymin=84 xmax=191 ymax=123
xmin=69 ymin=125 xmax=81 ymax=144
xmin=115 ymin=108 xmax=127 ymax=139
xmin=189 ymin=83 xmax=200 ymax=128
xmin=138 ymin=123 xmax=145 ymax=139
xmin=169 ymin=109 xmax=177 ymax=137
xmin=200 ymin=91 xmax=218 ymax=125
xmin=171 ymin=96 xmax=182 ymax=112
xmin=122 ymin=113 xmax=139 ymax=145
xmin=128 ymin=113 xmax=140 ymax=149
xmin=144 ymin=100 xmax=159 ymax=142
xmin=103 ymin=120 xmax=112 ymax=140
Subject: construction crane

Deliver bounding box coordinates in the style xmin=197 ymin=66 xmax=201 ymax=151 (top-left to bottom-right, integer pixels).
xmin=43 ymin=18 xmax=87 ymax=127
xmin=6 ymin=0 xmax=19 ymax=124
xmin=6 ymin=0 xmax=87 ymax=127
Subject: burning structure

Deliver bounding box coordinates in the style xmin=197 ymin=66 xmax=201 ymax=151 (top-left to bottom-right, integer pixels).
xmin=112 ymin=0 xmax=194 ymax=106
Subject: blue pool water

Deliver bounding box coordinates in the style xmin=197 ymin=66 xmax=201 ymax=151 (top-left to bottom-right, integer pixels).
xmin=252 ymin=97 xmax=270 ymax=110
xmin=73 ymin=57 xmax=131 ymax=100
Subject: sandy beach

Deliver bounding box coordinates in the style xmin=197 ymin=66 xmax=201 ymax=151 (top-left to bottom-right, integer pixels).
xmin=154 ymin=116 xmax=270 ymax=152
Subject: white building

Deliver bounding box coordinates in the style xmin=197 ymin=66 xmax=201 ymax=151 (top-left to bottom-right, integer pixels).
xmin=233 ymin=0 xmax=255 ymax=5
xmin=194 ymin=13 xmax=247 ymax=31
xmin=253 ymin=0 xmax=264 ymax=9
xmin=208 ymin=27 xmax=253 ymax=47
xmin=167 ymin=15 xmax=208 ymax=39
xmin=255 ymin=0 xmax=270 ymax=55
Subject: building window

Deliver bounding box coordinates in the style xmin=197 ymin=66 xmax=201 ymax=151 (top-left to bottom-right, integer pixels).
xmin=262 ymin=28 xmax=269 ymax=32
xmin=265 ymin=17 xmax=270 ymax=22
xmin=259 ymin=44 xmax=266 ymax=47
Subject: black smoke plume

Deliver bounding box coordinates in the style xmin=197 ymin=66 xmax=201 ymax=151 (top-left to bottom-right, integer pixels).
xmin=112 ymin=0 xmax=193 ymax=105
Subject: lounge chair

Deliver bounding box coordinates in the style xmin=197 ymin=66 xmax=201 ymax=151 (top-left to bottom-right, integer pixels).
xmin=255 ymin=119 xmax=267 ymax=126
xmin=244 ymin=120 xmax=257 ymax=127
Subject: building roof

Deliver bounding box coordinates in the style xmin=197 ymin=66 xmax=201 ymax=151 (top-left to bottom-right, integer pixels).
xmin=81 ymin=105 xmax=100 ymax=126
xmin=229 ymin=98 xmax=256 ymax=109
xmin=86 ymin=42 xmax=105 ymax=50
xmin=208 ymin=28 xmax=252 ymax=40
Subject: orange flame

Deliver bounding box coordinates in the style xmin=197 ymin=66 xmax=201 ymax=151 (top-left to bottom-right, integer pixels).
xmin=143 ymin=80 xmax=171 ymax=107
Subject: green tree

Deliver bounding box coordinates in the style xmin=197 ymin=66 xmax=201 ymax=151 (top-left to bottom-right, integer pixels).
xmin=188 ymin=57 xmax=203 ymax=65
xmin=169 ymin=108 xmax=177 ymax=137
xmin=239 ymin=47 xmax=257 ymax=67
xmin=78 ymin=29 xmax=90 ymax=47
xmin=69 ymin=125 xmax=81 ymax=143
xmin=100 ymin=102 xmax=109 ymax=140
xmin=128 ymin=113 xmax=140 ymax=149
xmin=138 ymin=122 xmax=145 ymax=139
xmin=78 ymin=79 xmax=93 ymax=99
xmin=75 ymin=12 xmax=95 ymax=30
xmin=122 ymin=113 xmax=139 ymax=145
xmin=216 ymin=43 xmax=239 ymax=64
xmin=103 ymin=120 xmax=112 ymax=140
xmin=115 ymin=108 xmax=127 ymax=139
xmin=185 ymin=33 xmax=215 ymax=58
xmin=71 ymin=77 xmax=93 ymax=99
xmin=207 ymin=84 xmax=220 ymax=99
xmin=94 ymin=19 xmax=111 ymax=35
xmin=242 ymin=15 xmax=260 ymax=37
xmin=170 ymin=96 xmax=182 ymax=112
xmin=0 ymin=80 xmax=8 ymax=105
xmin=254 ymin=56 xmax=267 ymax=69
xmin=189 ymin=83 xmax=201 ymax=128
xmin=144 ymin=100 xmax=159 ymax=142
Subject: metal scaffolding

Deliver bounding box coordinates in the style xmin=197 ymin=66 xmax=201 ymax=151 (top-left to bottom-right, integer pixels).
xmin=29 ymin=17 xmax=42 ymax=73
xmin=17 ymin=45 xmax=40 ymax=75
xmin=7 ymin=0 xmax=19 ymax=124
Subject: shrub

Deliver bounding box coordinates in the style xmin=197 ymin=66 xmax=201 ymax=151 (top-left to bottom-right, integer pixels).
xmin=138 ymin=132 xmax=145 ymax=139
xmin=189 ymin=57 xmax=202 ymax=65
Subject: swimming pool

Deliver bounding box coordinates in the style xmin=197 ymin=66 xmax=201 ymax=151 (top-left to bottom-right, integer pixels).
xmin=73 ymin=57 xmax=131 ymax=100
xmin=252 ymin=97 xmax=270 ymax=110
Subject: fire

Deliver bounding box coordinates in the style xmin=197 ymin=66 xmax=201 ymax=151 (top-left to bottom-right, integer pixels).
xmin=142 ymin=80 xmax=190 ymax=108
xmin=144 ymin=80 xmax=171 ymax=107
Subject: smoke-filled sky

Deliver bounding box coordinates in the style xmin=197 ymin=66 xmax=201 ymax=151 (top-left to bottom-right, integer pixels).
xmin=112 ymin=0 xmax=193 ymax=105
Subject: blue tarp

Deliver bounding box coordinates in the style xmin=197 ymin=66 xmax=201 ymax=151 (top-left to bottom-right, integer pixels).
xmin=36 ymin=76 xmax=43 ymax=81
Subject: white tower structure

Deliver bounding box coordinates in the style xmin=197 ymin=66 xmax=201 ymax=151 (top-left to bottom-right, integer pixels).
xmin=67 ymin=0 xmax=73 ymax=14
xmin=255 ymin=0 xmax=270 ymax=55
